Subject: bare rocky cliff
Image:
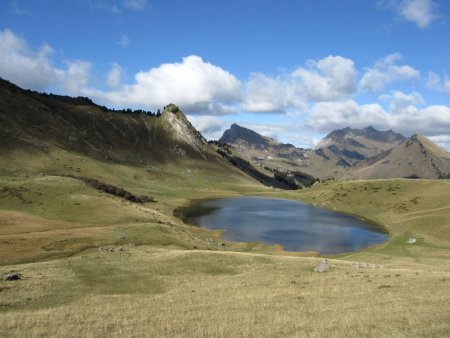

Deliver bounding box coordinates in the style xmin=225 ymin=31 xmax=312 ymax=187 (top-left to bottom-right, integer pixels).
xmin=160 ymin=104 xmax=207 ymax=159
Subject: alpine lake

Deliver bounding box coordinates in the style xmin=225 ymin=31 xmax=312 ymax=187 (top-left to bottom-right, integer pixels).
xmin=181 ymin=196 xmax=388 ymax=254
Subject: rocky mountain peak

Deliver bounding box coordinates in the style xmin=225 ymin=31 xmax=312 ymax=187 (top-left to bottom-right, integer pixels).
xmin=220 ymin=123 xmax=274 ymax=149
xmin=160 ymin=104 xmax=207 ymax=156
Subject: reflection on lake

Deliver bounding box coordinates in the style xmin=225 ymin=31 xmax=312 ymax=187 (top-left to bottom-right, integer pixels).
xmin=184 ymin=196 xmax=387 ymax=254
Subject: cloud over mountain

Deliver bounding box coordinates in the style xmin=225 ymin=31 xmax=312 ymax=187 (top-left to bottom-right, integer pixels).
xmin=359 ymin=53 xmax=420 ymax=93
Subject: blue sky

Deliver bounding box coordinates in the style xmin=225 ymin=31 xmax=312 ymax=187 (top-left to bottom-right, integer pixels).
xmin=1 ymin=0 xmax=450 ymax=149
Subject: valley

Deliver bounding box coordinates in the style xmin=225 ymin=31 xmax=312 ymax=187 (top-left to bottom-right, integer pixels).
xmin=0 ymin=79 xmax=449 ymax=337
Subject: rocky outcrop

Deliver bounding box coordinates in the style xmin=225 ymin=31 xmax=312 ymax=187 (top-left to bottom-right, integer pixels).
xmin=313 ymin=259 xmax=330 ymax=272
xmin=160 ymin=104 xmax=207 ymax=158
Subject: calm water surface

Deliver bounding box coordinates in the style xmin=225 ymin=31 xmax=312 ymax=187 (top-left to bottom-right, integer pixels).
xmin=185 ymin=196 xmax=387 ymax=254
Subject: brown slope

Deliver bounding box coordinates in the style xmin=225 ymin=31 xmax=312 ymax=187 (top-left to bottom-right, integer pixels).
xmin=350 ymin=134 xmax=450 ymax=179
xmin=315 ymin=126 xmax=406 ymax=166
xmin=0 ymin=78 xmax=211 ymax=164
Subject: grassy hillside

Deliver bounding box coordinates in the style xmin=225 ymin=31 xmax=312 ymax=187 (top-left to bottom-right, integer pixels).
xmin=1 ymin=159 xmax=449 ymax=337
xmin=1 ymin=79 xmax=449 ymax=337
xmin=350 ymin=134 xmax=450 ymax=179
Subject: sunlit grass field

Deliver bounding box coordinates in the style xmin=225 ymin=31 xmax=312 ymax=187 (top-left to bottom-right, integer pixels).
xmin=1 ymin=150 xmax=449 ymax=337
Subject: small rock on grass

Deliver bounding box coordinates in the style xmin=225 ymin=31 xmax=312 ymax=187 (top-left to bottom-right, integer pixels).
xmin=406 ymin=237 xmax=416 ymax=244
xmin=314 ymin=259 xmax=330 ymax=273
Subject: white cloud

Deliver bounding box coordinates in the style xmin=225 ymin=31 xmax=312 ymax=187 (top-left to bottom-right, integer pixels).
xmin=242 ymin=73 xmax=306 ymax=114
xmin=187 ymin=115 xmax=225 ymax=140
xmin=429 ymin=134 xmax=450 ymax=150
xmin=305 ymin=96 xmax=450 ymax=138
xmin=62 ymin=61 xmax=91 ymax=95
xmin=122 ymin=0 xmax=148 ymax=11
xmin=106 ymin=63 xmax=123 ymax=88
xmin=400 ymin=0 xmax=437 ymax=28
xmin=0 ymin=29 xmax=61 ymax=90
xmin=292 ymin=55 xmax=357 ymax=101
xmin=380 ymin=90 xmax=424 ymax=114
xmin=379 ymin=0 xmax=438 ymax=28
xmin=242 ymin=55 xmax=355 ymax=114
xmin=360 ymin=53 xmax=420 ymax=93
xmin=306 ymin=100 xmax=390 ymax=132
xmin=92 ymin=55 xmax=242 ymax=114
xmin=425 ymin=71 xmax=450 ymax=95
xmin=117 ymin=34 xmax=130 ymax=47
xmin=0 ymin=29 xmax=93 ymax=95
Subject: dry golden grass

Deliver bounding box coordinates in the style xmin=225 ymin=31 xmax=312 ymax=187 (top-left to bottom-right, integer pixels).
xmin=1 ymin=247 xmax=449 ymax=337
xmin=1 ymin=150 xmax=450 ymax=337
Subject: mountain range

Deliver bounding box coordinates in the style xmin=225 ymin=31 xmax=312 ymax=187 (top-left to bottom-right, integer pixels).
xmin=218 ymin=122 xmax=450 ymax=180
xmin=1 ymin=77 xmax=450 ymax=183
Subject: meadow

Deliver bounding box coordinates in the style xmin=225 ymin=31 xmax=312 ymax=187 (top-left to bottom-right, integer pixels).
xmin=0 ymin=150 xmax=449 ymax=337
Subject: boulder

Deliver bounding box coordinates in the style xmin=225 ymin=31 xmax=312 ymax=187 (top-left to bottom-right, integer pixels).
xmin=314 ymin=259 xmax=330 ymax=273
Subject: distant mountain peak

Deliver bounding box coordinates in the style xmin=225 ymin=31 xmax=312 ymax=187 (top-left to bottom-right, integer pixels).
xmin=219 ymin=123 xmax=274 ymax=149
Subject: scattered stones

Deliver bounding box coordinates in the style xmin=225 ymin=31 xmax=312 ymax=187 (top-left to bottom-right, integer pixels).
xmin=407 ymin=237 xmax=417 ymax=244
xmin=99 ymin=246 xmax=124 ymax=253
xmin=351 ymin=262 xmax=379 ymax=269
xmin=313 ymin=259 xmax=330 ymax=273
xmin=4 ymin=273 xmax=21 ymax=281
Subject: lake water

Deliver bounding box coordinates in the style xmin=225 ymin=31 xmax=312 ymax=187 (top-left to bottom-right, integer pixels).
xmin=183 ymin=196 xmax=387 ymax=254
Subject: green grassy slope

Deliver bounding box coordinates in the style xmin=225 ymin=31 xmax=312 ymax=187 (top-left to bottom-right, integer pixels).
xmin=1 ymin=79 xmax=449 ymax=337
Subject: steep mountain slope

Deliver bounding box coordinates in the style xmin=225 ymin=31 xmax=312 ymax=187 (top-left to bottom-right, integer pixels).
xmin=218 ymin=124 xmax=407 ymax=179
xmin=316 ymin=126 xmax=406 ymax=166
xmin=219 ymin=123 xmax=278 ymax=150
xmin=0 ymin=78 xmax=213 ymax=164
xmin=350 ymin=134 xmax=450 ymax=179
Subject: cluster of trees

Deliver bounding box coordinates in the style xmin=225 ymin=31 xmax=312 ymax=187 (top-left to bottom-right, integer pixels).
xmin=263 ymin=165 xmax=319 ymax=189
xmin=38 ymin=91 xmax=164 ymax=117
xmin=216 ymin=149 xmax=318 ymax=190
xmin=110 ymin=108 xmax=162 ymax=117
xmin=208 ymin=140 xmax=233 ymax=154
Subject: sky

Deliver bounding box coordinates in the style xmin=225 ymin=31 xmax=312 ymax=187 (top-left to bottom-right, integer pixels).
xmin=1 ymin=0 xmax=450 ymax=149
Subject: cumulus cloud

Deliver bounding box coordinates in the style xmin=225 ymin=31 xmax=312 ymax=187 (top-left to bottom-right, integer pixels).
xmin=379 ymin=0 xmax=438 ymax=28
xmin=0 ymin=29 xmax=93 ymax=95
xmin=360 ymin=53 xmax=420 ymax=93
xmin=62 ymin=61 xmax=91 ymax=95
xmin=292 ymin=55 xmax=357 ymax=101
xmin=242 ymin=73 xmax=306 ymax=114
xmin=91 ymin=55 xmax=241 ymax=114
xmin=0 ymin=29 xmax=61 ymax=90
xmin=187 ymin=115 xmax=225 ymax=140
xmin=426 ymin=71 xmax=450 ymax=95
xmin=106 ymin=63 xmax=123 ymax=88
xmin=399 ymin=0 xmax=437 ymax=28
xmin=305 ymin=95 xmax=450 ymax=137
xmin=242 ymin=55 xmax=355 ymax=114
xmin=306 ymin=100 xmax=390 ymax=132
xmin=380 ymin=90 xmax=424 ymax=113
xmin=429 ymin=134 xmax=450 ymax=150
